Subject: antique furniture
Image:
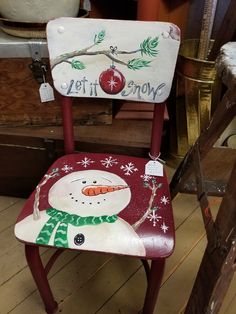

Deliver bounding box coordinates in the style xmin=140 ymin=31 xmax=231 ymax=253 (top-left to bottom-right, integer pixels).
xmin=0 ymin=29 xmax=112 ymax=197
xmin=14 ymin=17 xmax=180 ymax=313
xmin=170 ymin=42 xmax=236 ymax=313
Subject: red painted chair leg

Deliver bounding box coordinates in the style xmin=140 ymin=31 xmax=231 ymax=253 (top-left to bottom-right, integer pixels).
xmin=25 ymin=245 xmax=58 ymax=314
xmin=141 ymin=259 xmax=150 ymax=282
xmin=143 ymin=259 xmax=165 ymax=314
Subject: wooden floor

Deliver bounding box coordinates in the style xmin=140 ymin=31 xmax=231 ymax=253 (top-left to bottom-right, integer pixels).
xmin=1 ymin=167 xmax=236 ymax=314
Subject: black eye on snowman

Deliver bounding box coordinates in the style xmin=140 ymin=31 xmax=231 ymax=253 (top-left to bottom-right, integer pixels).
xmin=93 ymin=180 xmax=97 ymax=184
xmin=82 ymin=181 xmax=87 ymax=184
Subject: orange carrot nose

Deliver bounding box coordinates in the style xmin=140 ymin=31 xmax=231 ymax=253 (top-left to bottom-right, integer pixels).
xmin=82 ymin=185 xmax=128 ymax=196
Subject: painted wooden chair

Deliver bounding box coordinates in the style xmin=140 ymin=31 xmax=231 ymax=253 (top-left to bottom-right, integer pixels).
xmin=14 ymin=17 xmax=180 ymax=313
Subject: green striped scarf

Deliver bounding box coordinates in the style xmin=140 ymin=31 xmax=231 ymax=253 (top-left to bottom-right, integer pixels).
xmin=36 ymin=208 xmax=118 ymax=248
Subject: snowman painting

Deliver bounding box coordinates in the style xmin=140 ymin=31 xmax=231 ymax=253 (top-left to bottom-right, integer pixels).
xmin=15 ymin=170 xmax=146 ymax=257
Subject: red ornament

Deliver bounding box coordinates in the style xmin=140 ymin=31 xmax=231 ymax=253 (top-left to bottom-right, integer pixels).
xmin=99 ymin=66 xmax=126 ymax=94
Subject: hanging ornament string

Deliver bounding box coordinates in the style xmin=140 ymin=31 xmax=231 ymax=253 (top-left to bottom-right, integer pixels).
xmin=110 ymin=45 xmax=118 ymax=68
xmin=33 ymin=168 xmax=59 ymax=220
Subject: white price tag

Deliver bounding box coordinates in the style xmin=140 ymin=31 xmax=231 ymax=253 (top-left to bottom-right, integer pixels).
xmin=39 ymin=83 xmax=55 ymax=103
xmin=145 ymin=160 xmax=163 ymax=177
xmin=83 ymin=0 xmax=91 ymax=11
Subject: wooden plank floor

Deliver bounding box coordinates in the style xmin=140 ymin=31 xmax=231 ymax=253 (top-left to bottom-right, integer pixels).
xmin=1 ymin=168 xmax=235 ymax=314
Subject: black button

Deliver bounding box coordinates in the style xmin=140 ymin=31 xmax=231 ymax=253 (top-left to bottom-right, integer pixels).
xmin=74 ymin=233 xmax=85 ymax=246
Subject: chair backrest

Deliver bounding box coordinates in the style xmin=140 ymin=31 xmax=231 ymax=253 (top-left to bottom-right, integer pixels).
xmin=47 ymin=17 xmax=180 ymax=103
xmin=46 ymin=18 xmax=180 ymax=154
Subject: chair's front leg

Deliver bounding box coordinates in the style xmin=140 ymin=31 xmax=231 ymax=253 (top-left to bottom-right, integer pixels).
xmin=25 ymin=244 xmax=58 ymax=314
xmin=143 ymin=258 xmax=165 ymax=314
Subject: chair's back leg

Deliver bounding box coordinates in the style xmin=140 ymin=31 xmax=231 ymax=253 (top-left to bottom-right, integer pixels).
xmin=150 ymin=102 xmax=166 ymax=157
xmin=61 ymin=96 xmax=75 ymax=154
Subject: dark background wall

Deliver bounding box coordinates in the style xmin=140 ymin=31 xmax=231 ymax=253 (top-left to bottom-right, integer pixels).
xmin=186 ymin=0 xmax=231 ymax=39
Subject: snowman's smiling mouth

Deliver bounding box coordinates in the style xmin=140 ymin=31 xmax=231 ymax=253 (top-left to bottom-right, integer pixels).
xmin=69 ymin=192 xmax=107 ymax=205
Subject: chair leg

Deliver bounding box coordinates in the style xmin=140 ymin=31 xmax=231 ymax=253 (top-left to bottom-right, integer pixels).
xmin=25 ymin=244 xmax=58 ymax=314
xmin=141 ymin=259 xmax=150 ymax=282
xmin=142 ymin=259 xmax=165 ymax=314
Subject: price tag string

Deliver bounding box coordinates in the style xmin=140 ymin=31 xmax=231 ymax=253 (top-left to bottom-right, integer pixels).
xmin=148 ymin=152 xmax=166 ymax=165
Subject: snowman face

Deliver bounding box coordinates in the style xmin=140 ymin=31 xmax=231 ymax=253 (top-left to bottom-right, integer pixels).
xmin=48 ymin=170 xmax=131 ymax=216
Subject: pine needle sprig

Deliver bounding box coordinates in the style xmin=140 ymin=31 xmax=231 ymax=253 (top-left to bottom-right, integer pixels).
xmin=140 ymin=36 xmax=159 ymax=57
xmin=127 ymin=58 xmax=151 ymax=70
xmin=71 ymin=59 xmax=86 ymax=70
xmin=94 ymin=30 xmax=106 ymax=45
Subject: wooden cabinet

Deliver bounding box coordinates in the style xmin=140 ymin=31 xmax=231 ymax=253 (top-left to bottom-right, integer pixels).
xmin=0 ymin=57 xmax=112 ymax=127
xmin=0 ymin=120 xmax=153 ymax=197
xmin=0 ymin=30 xmax=111 ymax=197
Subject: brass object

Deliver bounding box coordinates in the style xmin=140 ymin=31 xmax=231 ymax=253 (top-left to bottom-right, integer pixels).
xmin=169 ymin=39 xmax=219 ymax=163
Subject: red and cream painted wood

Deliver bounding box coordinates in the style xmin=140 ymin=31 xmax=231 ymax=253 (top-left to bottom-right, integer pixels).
xmin=14 ymin=17 xmax=180 ymax=314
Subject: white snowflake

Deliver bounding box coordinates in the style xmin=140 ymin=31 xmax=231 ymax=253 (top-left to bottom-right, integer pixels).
xmin=108 ymin=77 xmax=118 ymax=91
xmin=140 ymin=174 xmax=153 ymax=182
xmin=61 ymin=164 xmax=73 ymax=173
xmin=101 ymin=156 xmax=118 ymax=168
xmin=160 ymin=222 xmax=169 ymax=233
xmin=147 ymin=211 xmax=162 ymax=227
xmin=77 ymin=157 xmax=95 ymax=168
xmin=160 ymin=195 xmax=169 ymax=205
xmin=120 ymin=162 xmax=138 ymax=176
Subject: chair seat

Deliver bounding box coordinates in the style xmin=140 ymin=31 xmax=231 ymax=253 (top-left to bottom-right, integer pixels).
xmin=15 ymin=152 xmax=174 ymax=259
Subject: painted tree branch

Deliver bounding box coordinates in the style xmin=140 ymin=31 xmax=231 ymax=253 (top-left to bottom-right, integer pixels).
xmin=50 ymin=32 xmax=158 ymax=70
xmin=51 ymin=48 xmax=142 ymax=69
xmin=132 ymin=180 xmax=162 ymax=230
xmin=33 ymin=168 xmax=59 ymax=220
